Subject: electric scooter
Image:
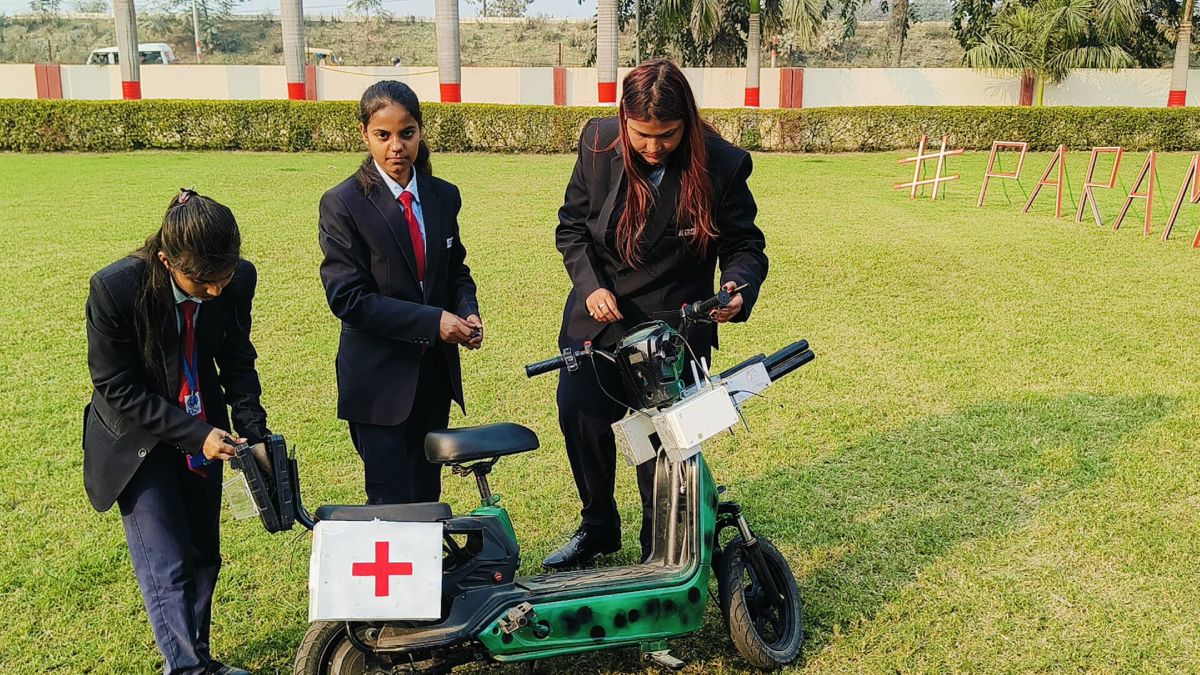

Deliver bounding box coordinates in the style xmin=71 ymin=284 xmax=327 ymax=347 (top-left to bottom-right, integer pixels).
xmin=234 ymin=290 xmax=815 ymax=674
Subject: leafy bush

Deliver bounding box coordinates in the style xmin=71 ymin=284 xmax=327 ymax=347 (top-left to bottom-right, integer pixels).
xmin=2 ymin=99 xmax=1198 ymax=153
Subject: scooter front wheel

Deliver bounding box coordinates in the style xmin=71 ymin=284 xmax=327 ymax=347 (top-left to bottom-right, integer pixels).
xmin=294 ymin=621 xmax=369 ymax=675
xmin=716 ymin=536 xmax=803 ymax=669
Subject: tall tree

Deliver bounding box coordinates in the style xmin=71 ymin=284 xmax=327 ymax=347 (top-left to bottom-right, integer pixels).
xmin=436 ymin=0 xmax=462 ymax=101
xmin=347 ymin=0 xmax=389 ymax=52
xmin=1168 ymin=0 xmax=1196 ymax=105
xmin=963 ymin=0 xmax=1146 ymax=106
xmin=464 ymin=0 xmax=533 ymax=17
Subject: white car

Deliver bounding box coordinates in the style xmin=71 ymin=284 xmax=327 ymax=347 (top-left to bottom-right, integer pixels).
xmin=87 ymin=43 xmax=177 ymax=65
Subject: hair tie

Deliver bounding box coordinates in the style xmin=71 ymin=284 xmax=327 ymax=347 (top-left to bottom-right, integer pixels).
xmin=177 ymin=188 xmax=198 ymax=205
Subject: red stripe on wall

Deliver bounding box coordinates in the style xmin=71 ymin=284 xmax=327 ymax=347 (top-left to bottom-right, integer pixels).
xmin=305 ymin=64 xmax=317 ymax=101
xmin=440 ymin=82 xmax=462 ymax=103
xmin=778 ymin=68 xmax=803 ymax=108
xmin=1168 ymin=90 xmax=1187 ymax=107
xmin=598 ymin=81 xmax=616 ymax=104
xmin=121 ymin=80 xmax=141 ymax=100
xmin=553 ymin=67 xmax=567 ymax=106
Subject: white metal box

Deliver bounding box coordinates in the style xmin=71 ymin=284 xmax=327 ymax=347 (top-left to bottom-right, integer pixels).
xmin=652 ymin=385 xmax=740 ymax=456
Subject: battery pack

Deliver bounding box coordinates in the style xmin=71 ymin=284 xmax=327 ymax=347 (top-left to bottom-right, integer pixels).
xmin=652 ymin=384 xmax=740 ymax=456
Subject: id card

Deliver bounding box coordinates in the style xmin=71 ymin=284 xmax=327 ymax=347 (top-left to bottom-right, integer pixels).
xmin=184 ymin=392 xmax=202 ymax=416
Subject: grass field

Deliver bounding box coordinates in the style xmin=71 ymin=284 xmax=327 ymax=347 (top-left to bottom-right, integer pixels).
xmin=1 ymin=149 xmax=1199 ymax=674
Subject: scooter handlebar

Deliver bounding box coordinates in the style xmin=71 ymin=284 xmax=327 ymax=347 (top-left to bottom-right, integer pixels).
xmin=524 ymin=355 xmax=567 ymax=378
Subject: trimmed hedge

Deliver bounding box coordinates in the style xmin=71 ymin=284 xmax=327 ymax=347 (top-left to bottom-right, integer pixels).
xmin=2 ymin=99 xmax=1200 ymax=153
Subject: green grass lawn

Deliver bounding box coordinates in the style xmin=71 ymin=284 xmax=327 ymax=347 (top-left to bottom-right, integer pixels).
xmin=2 ymin=149 xmax=1199 ymax=674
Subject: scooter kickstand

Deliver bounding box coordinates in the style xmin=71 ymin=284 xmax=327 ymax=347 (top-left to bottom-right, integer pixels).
xmin=643 ymin=649 xmax=686 ymax=670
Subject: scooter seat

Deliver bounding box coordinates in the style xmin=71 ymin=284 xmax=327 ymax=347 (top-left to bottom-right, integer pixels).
xmin=315 ymin=502 xmax=452 ymax=522
xmin=425 ymin=423 xmax=539 ymax=464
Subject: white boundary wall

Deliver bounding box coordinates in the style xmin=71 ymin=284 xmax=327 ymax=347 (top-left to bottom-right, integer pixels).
xmin=4 ymin=65 xmax=1200 ymax=108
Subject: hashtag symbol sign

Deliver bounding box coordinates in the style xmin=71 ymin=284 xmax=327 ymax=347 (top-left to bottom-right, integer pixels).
xmin=895 ymin=134 xmax=964 ymax=200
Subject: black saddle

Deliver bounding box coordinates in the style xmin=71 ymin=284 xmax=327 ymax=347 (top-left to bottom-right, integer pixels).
xmin=424 ymin=423 xmax=539 ymax=464
xmin=315 ymin=502 xmax=452 ymax=522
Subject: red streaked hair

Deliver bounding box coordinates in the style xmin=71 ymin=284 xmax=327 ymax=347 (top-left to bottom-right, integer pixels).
xmin=605 ymin=58 xmax=717 ymax=268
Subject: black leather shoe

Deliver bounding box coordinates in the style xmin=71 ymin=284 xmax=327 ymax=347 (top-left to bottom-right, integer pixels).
xmin=542 ymin=527 xmax=621 ymax=570
xmin=207 ymin=661 xmax=250 ymax=675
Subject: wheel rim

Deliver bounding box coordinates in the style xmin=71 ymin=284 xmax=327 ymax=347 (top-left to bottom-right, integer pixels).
xmin=739 ymin=552 xmax=796 ymax=649
xmin=321 ymin=628 xmax=367 ymax=675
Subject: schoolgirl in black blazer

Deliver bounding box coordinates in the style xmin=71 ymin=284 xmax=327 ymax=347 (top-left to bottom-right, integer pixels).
xmin=545 ymin=59 xmax=769 ymax=570
xmin=84 ymin=190 xmax=268 ymax=675
xmin=318 ymin=80 xmax=482 ymax=506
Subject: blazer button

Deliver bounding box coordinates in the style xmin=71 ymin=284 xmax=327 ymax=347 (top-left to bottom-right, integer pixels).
xmin=137 ymin=447 xmax=148 ymax=458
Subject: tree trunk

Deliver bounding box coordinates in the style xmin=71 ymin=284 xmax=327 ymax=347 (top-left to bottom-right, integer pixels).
xmin=1036 ymin=74 xmax=1046 ymax=106
xmin=597 ymin=0 xmax=618 ymax=104
xmin=745 ymin=0 xmax=761 ymax=106
xmin=1168 ymin=0 xmax=1195 ymax=106
xmin=436 ymin=0 xmax=462 ymax=102
xmin=890 ymin=0 xmax=909 ymax=67
xmin=280 ymin=0 xmax=306 ymax=100
xmin=113 ymin=0 xmax=140 ymax=98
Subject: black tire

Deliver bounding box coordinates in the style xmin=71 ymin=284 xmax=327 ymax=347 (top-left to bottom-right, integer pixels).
xmin=294 ymin=622 xmax=368 ymax=675
xmin=716 ymin=536 xmax=803 ymax=670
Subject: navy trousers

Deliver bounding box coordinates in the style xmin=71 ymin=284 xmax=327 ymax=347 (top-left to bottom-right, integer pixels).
xmin=349 ymin=351 xmax=452 ymax=505
xmin=118 ymin=444 xmax=222 ymax=675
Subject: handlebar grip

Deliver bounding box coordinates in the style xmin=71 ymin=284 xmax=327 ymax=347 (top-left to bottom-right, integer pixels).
xmin=525 ymin=356 xmax=566 ymax=378
xmin=683 ymin=289 xmax=732 ymax=319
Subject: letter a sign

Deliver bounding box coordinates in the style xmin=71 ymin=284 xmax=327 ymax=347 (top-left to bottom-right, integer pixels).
xmin=309 ymin=520 xmax=443 ymax=621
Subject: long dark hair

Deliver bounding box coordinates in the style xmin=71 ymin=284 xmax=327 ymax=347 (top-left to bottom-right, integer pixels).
xmin=354 ymin=80 xmax=433 ymax=194
xmin=609 ymin=58 xmax=718 ymax=268
xmin=132 ymin=189 xmax=241 ymax=392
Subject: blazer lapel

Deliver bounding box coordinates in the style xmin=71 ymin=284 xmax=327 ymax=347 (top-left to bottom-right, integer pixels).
xmin=593 ymin=143 xmax=626 ymax=247
xmin=416 ymin=174 xmax=443 ymax=303
xmin=366 ymin=184 xmax=421 ymax=288
xmin=161 ymin=307 xmax=181 ymax=396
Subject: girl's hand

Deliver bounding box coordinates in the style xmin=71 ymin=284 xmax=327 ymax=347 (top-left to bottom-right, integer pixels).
xmin=202 ymin=428 xmax=242 ymax=461
xmin=439 ymin=311 xmax=475 ymax=345
xmin=586 ymin=288 xmax=623 ymax=324
xmin=711 ymin=281 xmax=744 ymax=323
xmin=465 ymin=315 xmax=484 ymax=350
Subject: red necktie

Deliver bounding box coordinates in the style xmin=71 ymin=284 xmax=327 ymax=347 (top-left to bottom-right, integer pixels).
xmin=178 ymin=300 xmax=205 ymax=423
xmin=398 ymin=191 xmax=426 ymax=283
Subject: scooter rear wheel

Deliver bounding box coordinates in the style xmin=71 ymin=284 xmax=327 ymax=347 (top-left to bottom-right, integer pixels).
xmin=294 ymin=621 xmax=368 ymax=675
xmin=716 ymin=536 xmax=803 ymax=669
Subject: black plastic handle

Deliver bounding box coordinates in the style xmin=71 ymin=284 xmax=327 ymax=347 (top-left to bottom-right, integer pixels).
xmin=682 ymin=288 xmax=732 ymax=320
xmin=525 ymin=356 xmax=566 ymax=378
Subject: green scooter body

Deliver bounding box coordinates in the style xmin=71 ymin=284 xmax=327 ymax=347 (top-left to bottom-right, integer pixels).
xmin=474 ymin=453 xmax=720 ymax=661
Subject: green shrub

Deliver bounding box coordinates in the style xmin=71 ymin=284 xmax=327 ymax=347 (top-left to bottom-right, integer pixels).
xmin=2 ymin=99 xmax=1199 ymax=153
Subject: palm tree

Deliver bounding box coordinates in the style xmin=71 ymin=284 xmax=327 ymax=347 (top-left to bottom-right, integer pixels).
xmin=280 ymin=0 xmax=306 ymax=100
xmin=113 ymin=0 xmax=140 ymax=98
xmin=435 ymin=0 xmax=461 ymax=102
xmin=1168 ymin=0 xmax=1196 ymax=106
xmin=746 ymin=0 xmax=761 ymax=105
xmin=597 ymin=0 xmax=618 ymax=103
xmin=964 ymin=0 xmax=1145 ymax=106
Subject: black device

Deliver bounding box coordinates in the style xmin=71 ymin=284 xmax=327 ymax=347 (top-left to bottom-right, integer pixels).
xmin=613 ymin=321 xmax=687 ymax=410
xmin=228 ymin=434 xmax=298 ymax=533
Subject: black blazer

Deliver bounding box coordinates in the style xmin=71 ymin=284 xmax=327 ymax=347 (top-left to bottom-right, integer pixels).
xmin=556 ymin=117 xmax=769 ymax=354
xmin=318 ymin=171 xmax=479 ymax=426
xmin=83 ymin=257 xmax=270 ymax=512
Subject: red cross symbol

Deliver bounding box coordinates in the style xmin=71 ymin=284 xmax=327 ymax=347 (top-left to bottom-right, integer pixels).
xmin=352 ymin=541 xmax=413 ymax=597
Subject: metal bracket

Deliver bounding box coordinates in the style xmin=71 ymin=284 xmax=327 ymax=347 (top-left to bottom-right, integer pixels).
xmin=643 ymin=650 xmax=686 ymax=670
xmin=499 ymin=602 xmax=538 ymax=635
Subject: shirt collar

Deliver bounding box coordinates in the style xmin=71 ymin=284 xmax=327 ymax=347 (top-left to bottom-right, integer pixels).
xmin=169 ymin=276 xmax=204 ymax=305
xmin=375 ymin=161 xmax=420 ymax=204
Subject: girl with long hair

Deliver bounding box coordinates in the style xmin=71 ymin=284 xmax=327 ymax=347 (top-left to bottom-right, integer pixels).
xmin=545 ymin=58 xmax=769 ymax=569
xmin=318 ymin=80 xmax=482 ymax=505
xmin=84 ymin=189 xmax=270 ymax=675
